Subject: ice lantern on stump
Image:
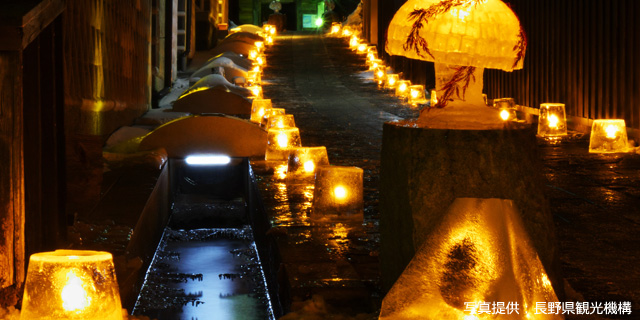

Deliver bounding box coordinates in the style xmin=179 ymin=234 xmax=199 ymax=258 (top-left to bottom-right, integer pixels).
xmin=380 ymin=198 xmax=562 ymax=320
xmin=313 ymin=166 xmax=363 ymax=218
xmin=381 ymin=0 xmax=563 ymax=301
xmin=287 ymin=146 xmax=330 ymax=176
xmin=265 ymin=127 xmax=302 ymax=161
xmin=589 ymin=119 xmax=629 ymax=153
xmin=20 ymin=250 xmax=123 ymax=320
xmin=386 ymin=0 xmax=526 ymax=129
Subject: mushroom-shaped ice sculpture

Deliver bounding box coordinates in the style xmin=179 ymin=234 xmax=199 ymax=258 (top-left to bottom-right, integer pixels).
xmin=386 ymin=0 xmax=526 ymax=129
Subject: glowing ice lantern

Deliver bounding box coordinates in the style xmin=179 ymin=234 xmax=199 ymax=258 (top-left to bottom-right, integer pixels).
xmin=589 ymin=119 xmax=629 ymax=153
xmin=341 ymin=27 xmax=353 ymax=37
xmin=349 ymin=35 xmax=360 ymax=49
xmin=408 ymin=85 xmax=428 ymax=105
xmin=368 ymin=59 xmax=383 ymax=70
xmin=494 ymin=98 xmax=517 ymax=121
xmin=248 ymin=49 xmax=259 ymax=60
xmin=430 ymin=89 xmax=438 ymax=107
xmin=330 ymin=22 xmax=341 ymax=34
xmin=250 ymin=98 xmax=272 ymax=123
xmin=313 ymin=166 xmax=364 ymax=217
xmin=248 ymin=85 xmax=263 ymax=98
xmin=267 ymin=114 xmax=296 ymax=129
xmin=287 ymin=146 xmax=330 ymax=176
xmin=537 ymin=103 xmax=567 ymax=137
xmin=374 ymin=66 xmax=387 ymax=83
xmin=255 ymin=54 xmax=266 ymax=67
xmin=265 ymin=35 xmax=274 ymax=46
xmin=366 ymin=48 xmax=378 ymax=63
xmin=262 ymin=107 xmax=286 ymax=126
xmin=395 ymin=80 xmax=412 ymax=99
xmin=20 ymin=250 xmax=123 ymax=320
xmin=266 ymin=127 xmax=302 ymax=161
xmin=263 ymin=24 xmax=276 ymax=36
xmin=356 ymin=43 xmax=368 ymax=54
xmin=384 ymin=74 xmax=400 ymax=89
xmin=247 ymin=70 xmax=261 ymax=86
xmin=255 ymin=41 xmax=264 ymax=53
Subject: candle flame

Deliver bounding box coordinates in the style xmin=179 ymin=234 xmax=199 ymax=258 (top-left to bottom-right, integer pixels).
xmin=548 ymin=114 xmax=559 ymax=129
xmin=357 ymin=44 xmax=367 ymax=52
xmin=334 ymin=185 xmax=347 ymax=201
xmin=604 ymin=124 xmax=619 ymax=139
xmin=388 ymin=77 xmax=396 ymax=86
xmin=398 ymin=83 xmax=407 ymax=93
xmin=277 ymin=132 xmax=288 ymax=148
xmin=411 ymin=89 xmax=420 ymax=99
xmin=303 ymin=160 xmax=315 ymax=173
xmin=61 ymin=271 xmax=90 ymax=312
xmin=276 ymin=120 xmax=284 ymax=128
xmin=500 ymin=109 xmax=510 ymax=121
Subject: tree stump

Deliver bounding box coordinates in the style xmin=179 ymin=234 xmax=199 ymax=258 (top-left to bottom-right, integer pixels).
xmin=379 ymin=121 xmax=564 ymax=299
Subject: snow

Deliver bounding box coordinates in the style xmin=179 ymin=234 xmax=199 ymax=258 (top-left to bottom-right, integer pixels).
xmin=105 ymin=126 xmax=150 ymax=149
xmin=190 ymin=57 xmax=248 ymax=85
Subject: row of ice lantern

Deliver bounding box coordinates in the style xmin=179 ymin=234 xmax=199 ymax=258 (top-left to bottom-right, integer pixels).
xmin=508 ymin=101 xmax=630 ymax=153
xmin=501 ymin=99 xmax=629 ymax=153
xmin=335 ymin=23 xmax=631 ymax=152
xmin=242 ymin=25 xmax=278 ymax=86
xmin=250 ymin=98 xmax=364 ymax=217
xmin=337 ymin=28 xmax=433 ymax=106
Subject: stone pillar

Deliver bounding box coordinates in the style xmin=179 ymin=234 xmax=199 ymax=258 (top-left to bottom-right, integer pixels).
xmin=379 ymin=121 xmax=564 ymax=299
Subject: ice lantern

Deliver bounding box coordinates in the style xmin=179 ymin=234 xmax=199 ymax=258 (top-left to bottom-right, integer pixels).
xmin=265 ymin=127 xmax=302 ymax=161
xmin=537 ymin=103 xmax=567 ymax=138
xmin=267 ymin=114 xmax=296 ymax=129
xmin=386 ymin=0 xmax=527 ymax=129
xmin=395 ymin=80 xmax=412 ymax=99
xmin=20 ymin=250 xmax=123 ymax=320
xmin=589 ymin=119 xmax=629 ymax=153
xmin=287 ymin=146 xmax=330 ymax=176
xmin=494 ymin=97 xmax=517 ymax=121
xmin=250 ymin=99 xmax=272 ymax=123
xmin=380 ymin=198 xmax=561 ymax=320
xmin=313 ymin=166 xmax=364 ymax=217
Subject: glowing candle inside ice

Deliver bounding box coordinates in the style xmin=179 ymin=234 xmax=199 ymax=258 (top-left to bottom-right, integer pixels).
xmin=500 ymin=109 xmax=510 ymax=121
xmin=20 ymin=250 xmax=123 ymax=320
xmin=334 ymin=185 xmax=347 ymax=202
xmin=589 ymin=119 xmax=628 ymax=153
xmin=304 ymin=160 xmax=315 ymax=173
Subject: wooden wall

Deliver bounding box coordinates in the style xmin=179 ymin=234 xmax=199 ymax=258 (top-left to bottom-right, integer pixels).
xmin=484 ymin=0 xmax=640 ymax=132
xmin=375 ymin=0 xmax=640 ymax=132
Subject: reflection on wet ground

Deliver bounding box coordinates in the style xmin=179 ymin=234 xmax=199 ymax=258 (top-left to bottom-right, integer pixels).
xmin=133 ymin=228 xmax=273 ymax=320
xmin=259 ymin=33 xmax=640 ymax=317
xmin=539 ymin=136 xmax=640 ymax=315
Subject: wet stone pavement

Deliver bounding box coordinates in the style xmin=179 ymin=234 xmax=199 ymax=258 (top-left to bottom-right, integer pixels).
xmin=257 ymin=32 xmax=640 ymax=319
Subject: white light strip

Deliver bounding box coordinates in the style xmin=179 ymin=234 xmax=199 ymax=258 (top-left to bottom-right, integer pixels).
xmin=185 ymin=155 xmax=231 ymax=165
